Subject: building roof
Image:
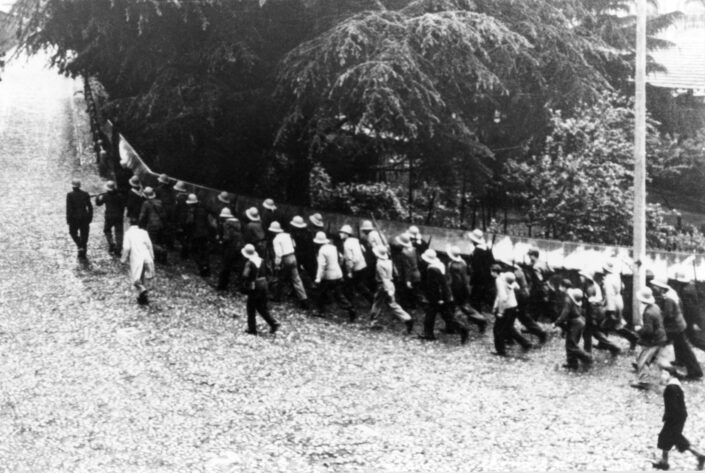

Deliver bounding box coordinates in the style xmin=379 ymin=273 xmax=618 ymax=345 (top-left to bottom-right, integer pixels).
xmin=647 ymin=17 xmax=705 ymax=92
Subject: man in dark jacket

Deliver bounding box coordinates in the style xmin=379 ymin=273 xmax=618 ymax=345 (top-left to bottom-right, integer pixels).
xmin=66 ymin=178 xmax=93 ymax=258
xmin=579 ymin=270 xmax=621 ymax=356
xmin=209 ymin=192 xmax=232 ymax=247
xmin=125 ymin=175 xmax=144 ymax=221
xmin=289 ymin=216 xmax=316 ymax=288
xmin=510 ymin=260 xmax=548 ymax=344
xmin=396 ymin=233 xmax=424 ymax=309
xmin=419 ymin=249 xmax=469 ymax=344
xmin=446 ymin=245 xmax=487 ymax=333
xmin=526 ymin=248 xmax=554 ymax=321
xmin=407 ymin=225 xmax=429 ymax=256
xmin=183 ymin=193 xmax=211 ymax=277
xmin=553 ymin=288 xmax=593 ymax=370
xmin=217 ymin=207 xmax=244 ymax=291
xmin=467 ymin=229 xmax=495 ymax=313
xmin=138 ymin=187 xmax=167 ymax=264
xmin=260 ymin=198 xmax=281 ymax=276
xmin=155 ymin=174 xmax=176 ymax=250
xmin=173 ymin=180 xmax=189 ymax=258
xmin=673 ymin=270 xmax=705 ymax=354
xmin=95 ymin=180 xmax=125 ymax=255
xmin=651 ymin=367 xmax=705 ymax=471
xmin=243 ymin=207 xmax=266 ymax=255
xmin=651 ymin=277 xmax=703 ymax=380
xmin=632 ymin=287 xmax=669 ymax=390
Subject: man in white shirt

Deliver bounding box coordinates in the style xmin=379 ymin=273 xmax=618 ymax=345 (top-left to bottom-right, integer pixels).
xmin=492 ymin=266 xmax=532 ymax=356
xmin=121 ymin=218 xmax=155 ymax=305
xmin=313 ymin=231 xmax=355 ymax=321
xmin=602 ymin=260 xmax=638 ymax=349
xmin=269 ymin=221 xmax=308 ymax=309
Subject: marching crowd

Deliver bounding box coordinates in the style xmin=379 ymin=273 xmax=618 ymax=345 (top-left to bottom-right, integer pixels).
xmin=66 ymin=173 xmax=705 ymax=470
xmin=65 ymin=173 xmax=705 ymax=371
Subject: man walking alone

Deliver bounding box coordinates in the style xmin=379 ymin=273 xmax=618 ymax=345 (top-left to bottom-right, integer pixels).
xmin=121 ymin=218 xmax=155 ymax=305
xmin=66 ymin=178 xmax=93 ymax=259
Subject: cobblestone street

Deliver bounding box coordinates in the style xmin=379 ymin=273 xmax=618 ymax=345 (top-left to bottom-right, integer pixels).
xmin=1 ymin=56 xmax=704 ymax=472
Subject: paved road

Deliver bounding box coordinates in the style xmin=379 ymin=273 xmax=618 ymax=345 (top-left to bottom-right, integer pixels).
xmin=1 ymin=55 xmax=704 ymax=473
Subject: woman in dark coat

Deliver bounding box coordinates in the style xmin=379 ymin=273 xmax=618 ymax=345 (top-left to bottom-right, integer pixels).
xmin=652 ymin=368 xmax=705 ymax=470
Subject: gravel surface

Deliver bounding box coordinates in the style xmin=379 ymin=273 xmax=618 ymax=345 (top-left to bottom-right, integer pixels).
xmin=1 ymin=55 xmax=704 ymax=473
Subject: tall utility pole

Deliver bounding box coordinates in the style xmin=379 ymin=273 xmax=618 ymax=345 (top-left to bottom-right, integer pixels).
xmin=633 ymin=0 xmax=647 ymax=326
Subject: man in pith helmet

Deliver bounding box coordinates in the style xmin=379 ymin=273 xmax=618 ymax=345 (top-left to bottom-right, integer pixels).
xmin=289 ymin=215 xmax=316 ymax=288
xmin=270 ymin=220 xmax=309 ymax=309
xmin=313 ymin=231 xmax=356 ymax=321
xmin=125 ymin=175 xmax=144 ymax=221
xmin=138 ymin=186 xmax=167 ymax=264
xmin=339 ymin=224 xmax=373 ymax=305
xmin=155 ymin=173 xmax=176 ymax=250
xmin=95 ymin=180 xmax=125 ymax=256
xmin=419 ymin=249 xmax=469 ymax=345
xmin=216 ymin=207 xmax=244 ymax=292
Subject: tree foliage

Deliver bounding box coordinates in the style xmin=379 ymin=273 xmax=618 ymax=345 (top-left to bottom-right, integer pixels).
xmin=0 ymin=11 xmax=16 ymax=52
xmin=12 ymin=0 xmax=702 ymax=244
xmin=12 ymin=0 xmax=622 ymax=203
xmin=504 ymin=94 xmax=703 ymax=250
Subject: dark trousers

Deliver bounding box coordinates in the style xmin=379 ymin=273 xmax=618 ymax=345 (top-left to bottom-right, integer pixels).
xmin=451 ymin=293 xmax=486 ymax=329
xmin=404 ymin=281 xmax=427 ymax=309
xmin=178 ymin=228 xmax=189 ymax=258
xmin=566 ymin=316 xmax=593 ymax=368
xmin=68 ymin=221 xmax=90 ymax=250
xmin=686 ymin=326 xmax=705 ymax=353
xmin=470 ymin=282 xmax=494 ymax=313
xmin=670 ymin=331 xmax=703 ymax=378
xmin=583 ymin=308 xmax=620 ymax=353
xmin=343 ymin=269 xmax=374 ymax=305
xmin=603 ymin=310 xmax=638 ymax=346
xmin=424 ymin=302 xmax=468 ymax=339
xmin=162 ymin=223 xmax=175 ymax=250
xmin=316 ymin=279 xmax=354 ymax=316
xmin=516 ymin=298 xmax=546 ymax=341
xmin=217 ymin=250 xmax=240 ymax=291
xmin=247 ymin=289 xmax=277 ymax=333
xmin=191 ymin=236 xmax=210 ymax=275
xmin=103 ymin=216 xmax=123 ymax=250
xmin=493 ymin=307 xmax=531 ymax=354
xmin=528 ymin=292 xmax=554 ymax=321
xmin=146 ymin=227 xmax=167 ymax=264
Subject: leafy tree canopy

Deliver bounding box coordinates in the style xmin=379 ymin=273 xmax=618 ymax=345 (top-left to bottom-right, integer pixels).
xmin=503 ymin=93 xmax=703 ymax=248
xmin=15 ymin=0 xmax=691 ymax=221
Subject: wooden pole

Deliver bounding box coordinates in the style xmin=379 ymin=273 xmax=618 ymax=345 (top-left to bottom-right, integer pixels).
xmin=408 ymin=156 xmax=413 ymax=222
xmin=632 ymin=0 xmax=647 ymax=326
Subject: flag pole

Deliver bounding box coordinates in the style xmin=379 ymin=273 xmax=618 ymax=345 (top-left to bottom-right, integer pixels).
xmin=632 ymin=0 xmax=647 ymax=326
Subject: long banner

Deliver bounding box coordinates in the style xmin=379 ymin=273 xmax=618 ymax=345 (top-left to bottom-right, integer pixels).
xmin=115 ymin=130 xmax=705 ymax=281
